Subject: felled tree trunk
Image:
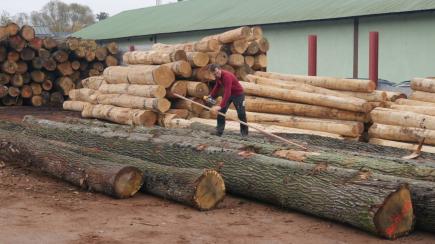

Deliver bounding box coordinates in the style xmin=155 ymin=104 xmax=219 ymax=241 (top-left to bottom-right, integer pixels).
xmin=410 ymin=91 xmax=435 ymax=103
xmin=395 ymin=98 xmax=435 ymax=107
xmin=161 ymin=61 xmax=192 ymax=78
xmin=389 ymin=104 xmax=435 ymax=116
xmin=13 ymin=119 xmax=414 ymax=239
xmin=104 ymin=65 xmax=175 ymax=88
xmin=202 ymin=27 xmax=251 ymax=43
xmin=95 ymin=93 xmax=171 ymax=113
xmin=0 ymin=129 xmax=143 ymax=199
xmin=186 ymin=81 xmax=209 ymax=98
xmin=166 ymin=81 xmax=187 ymax=99
xmin=369 ymin=123 xmax=435 ymax=146
xmin=81 ymin=76 xmax=106 ymax=90
xmin=371 ymin=107 xmax=435 ymax=130
xmin=82 ymin=104 xmax=157 ymax=127
xmin=123 ymin=50 xmax=187 ymax=65
xmin=369 ymin=138 xmax=435 ymax=154
xmin=411 ymin=78 xmax=435 ymax=93
xmin=98 ymin=83 xmax=166 ymax=98
xmin=63 ymin=100 xmax=90 ymax=112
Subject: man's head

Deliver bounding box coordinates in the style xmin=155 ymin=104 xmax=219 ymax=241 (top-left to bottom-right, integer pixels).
xmin=208 ymin=64 xmax=222 ymax=78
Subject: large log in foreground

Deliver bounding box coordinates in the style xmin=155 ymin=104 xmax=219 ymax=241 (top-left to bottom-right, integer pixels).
xmin=371 ymin=107 xmax=435 ymax=130
xmin=14 ymin=118 xmax=414 ymax=238
xmin=369 ymin=123 xmax=435 ymax=146
xmin=0 ymin=129 xmax=143 ymax=199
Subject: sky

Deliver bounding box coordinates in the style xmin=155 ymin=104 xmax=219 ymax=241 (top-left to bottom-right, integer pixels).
xmin=2 ymin=0 xmax=177 ymax=16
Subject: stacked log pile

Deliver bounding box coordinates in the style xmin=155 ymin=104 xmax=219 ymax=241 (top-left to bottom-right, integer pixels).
xmin=0 ymin=22 xmax=120 ymax=107
xmin=369 ymin=77 xmax=435 ymax=152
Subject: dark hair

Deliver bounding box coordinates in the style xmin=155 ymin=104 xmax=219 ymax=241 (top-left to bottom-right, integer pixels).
xmin=208 ymin=64 xmax=220 ymax=72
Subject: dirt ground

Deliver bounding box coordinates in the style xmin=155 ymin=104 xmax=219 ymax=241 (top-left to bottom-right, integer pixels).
xmin=1 ymin=107 xmax=435 ymax=243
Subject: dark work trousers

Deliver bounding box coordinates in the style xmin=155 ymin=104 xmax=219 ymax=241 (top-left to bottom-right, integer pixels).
xmin=217 ymin=94 xmax=248 ymax=136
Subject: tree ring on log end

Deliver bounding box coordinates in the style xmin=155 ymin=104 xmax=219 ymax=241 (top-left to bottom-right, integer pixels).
xmin=153 ymin=66 xmax=175 ymax=88
xmin=193 ymin=169 xmax=226 ymax=210
xmin=114 ymin=166 xmax=144 ymax=198
xmin=374 ymin=184 xmax=414 ymax=239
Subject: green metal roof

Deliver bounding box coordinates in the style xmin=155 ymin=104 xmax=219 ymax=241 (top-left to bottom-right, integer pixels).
xmin=74 ymin=0 xmax=435 ymax=40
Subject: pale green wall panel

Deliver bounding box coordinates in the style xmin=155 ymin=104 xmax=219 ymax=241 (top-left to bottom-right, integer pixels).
xmin=264 ymin=19 xmax=354 ymax=78
xmin=359 ymin=12 xmax=435 ymax=83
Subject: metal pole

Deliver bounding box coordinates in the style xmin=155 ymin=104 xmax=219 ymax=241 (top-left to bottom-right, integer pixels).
xmin=369 ymin=32 xmax=379 ymax=86
xmin=173 ymin=94 xmax=307 ymax=150
xmin=308 ymin=35 xmax=317 ymax=76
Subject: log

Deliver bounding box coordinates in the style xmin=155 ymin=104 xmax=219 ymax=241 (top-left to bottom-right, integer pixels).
xmin=28 ymin=37 xmax=43 ymax=50
xmin=384 ymin=91 xmax=407 ymax=102
xmin=161 ymin=61 xmax=192 ymax=78
xmin=239 ymin=96 xmax=369 ymax=122
xmin=369 ymin=138 xmax=435 ymax=154
xmin=246 ymin=74 xmax=350 ymax=98
xmin=57 ymin=61 xmax=74 ymax=76
xmin=20 ymin=85 xmax=33 ymax=98
xmin=88 ymin=69 xmax=100 ymax=77
xmin=7 ymin=51 xmax=20 ymax=62
xmin=6 ymin=22 xmax=20 ymax=36
xmin=411 ymin=78 xmax=435 ymax=93
xmin=256 ymin=38 xmax=270 ymax=53
xmin=42 ymin=37 xmax=57 ymax=50
xmin=395 ymin=98 xmax=435 ymax=107
xmin=1 ymin=96 xmax=17 ymax=106
xmin=245 ymin=41 xmax=260 ymax=55
xmin=95 ymin=94 xmax=171 ymax=113
xmin=389 ymin=104 xmax=435 ymax=117
xmin=92 ymin=62 xmax=105 ymax=72
xmin=7 ymin=87 xmax=20 ymax=97
xmin=371 ymin=107 xmax=435 ymax=130
xmin=42 ymin=58 xmax=57 ymax=71
xmin=31 ymin=96 xmax=43 ymax=107
xmin=106 ymin=42 xmax=119 ymax=55
xmin=19 ymin=25 xmax=35 ymax=41
xmin=0 ymin=86 xmax=8 ymax=98
xmin=85 ymin=50 xmax=96 ymax=62
xmin=222 ymin=109 xmax=363 ymax=137
xmin=153 ymin=40 xmax=220 ymax=53
xmin=82 ymin=104 xmax=157 ymax=127
xmin=0 ymin=130 xmax=143 ymax=198
xmin=52 ymin=50 xmax=69 ymax=63
xmin=191 ymin=67 xmax=215 ymax=81
xmin=38 ymin=48 xmax=51 ymax=59
xmin=71 ymin=60 xmax=81 ymax=71
xmin=49 ymin=92 xmax=65 ymax=106
xmin=338 ymin=90 xmax=387 ymax=102
xmin=2 ymin=61 xmax=18 ymax=74
xmin=0 ymin=27 xmax=6 ymax=41
xmin=105 ymin=55 xmax=118 ymax=67
xmin=235 ymin=65 xmax=254 ymax=81
xmin=81 ymin=76 xmax=106 ymax=90
xmin=228 ymin=54 xmax=245 ymax=67
xmin=68 ymin=88 xmax=98 ymax=103
xmin=8 ymin=35 xmax=25 ymax=51
xmin=21 ymin=73 xmax=31 ymax=84
xmin=240 ymin=81 xmax=371 ymax=112
xmin=57 ymin=77 xmax=75 ymax=95
xmin=186 ymin=52 xmax=209 ymax=67
xmin=186 ymin=81 xmax=209 ymax=98
xmin=201 ymin=27 xmax=251 ymax=43
xmin=15 ymin=119 xmax=414 ymax=239
xmin=244 ymin=56 xmax=255 ymax=67
xmin=166 ymin=81 xmax=187 ymax=99
xmin=255 ymin=71 xmax=376 ymax=92
xmin=0 ymin=73 xmax=10 ymax=85
xmin=221 ymin=64 xmax=235 ymax=74
xmin=63 ymin=100 xmax=90 ymax=112
xmin=31 ymin=70 xmax=45 ymax=83
xmin=16 ymin=62 xmax=28 ymax=74
xmin=167 ymin=109 xmax=189 ymax=119
xmin=172 ymin=97 xmax=205 ymax=115
xmin=252 ymin=54 xmax=267 ymax=69
xmin=230 ymin=39 xmax=249 ymax=54
xmin=0 ymin=46 xmax=6 ymax=62
xmin=99 ymin=84 xmax=166 ymax=98
xmin=207 ymin=52 xmax=228 ymax=66
xmin=40 ymin=91 xmax=50 ymax=105
xmin=30 ymin=83 xmax=42 ymax=96
xmin=10 ymin=74 xmax=23 ymax=87
xmin=95 ymin=47 xmax=108 ymax=61
xmin=42 ymin=80 xmax=53 ymax=91
xmin=31 ymin=57 xmax=43 ymax=70
xmin=123 ymin=50 xmax=187 ymax=65
xmin=369 ymin=123 xmax=435 ymax=146
xmin=104 ymin=65 xmax=175 ymax=88
xmin=410 ymin=91 xmax=435 ymax=103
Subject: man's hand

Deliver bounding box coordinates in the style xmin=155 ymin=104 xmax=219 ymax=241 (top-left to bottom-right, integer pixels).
xmin=211 ymin=106 xmax=222 ymax=113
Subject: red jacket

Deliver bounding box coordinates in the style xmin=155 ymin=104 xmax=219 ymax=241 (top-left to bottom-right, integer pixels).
xmin=209 ymin=70 xmax=244 ymax=107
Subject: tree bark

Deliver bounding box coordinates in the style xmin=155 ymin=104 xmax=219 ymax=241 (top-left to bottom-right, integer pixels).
xmin=369 ymin=138 xmax=435 ymax=154
xmin=13 ymin=119 xmax=414 ymax=239
xmin=0 ymin=129 xmax=143 ymax=198
xmin=240 ymin=81 xmax=371 ymax=112
xmin=82 ymin=104 xmax=157 ymax=127
xmin=104 ymin=65 xmax=175 ymax=88
xmin=99 ymin=83 xmax=166 ymax=98
xmin=255 ymin=71 xmax=376 ymax=92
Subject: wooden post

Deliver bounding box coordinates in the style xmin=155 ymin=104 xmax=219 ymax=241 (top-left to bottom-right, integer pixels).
xmin=308 ymin=35 xmax=317 ymax=76
xmin=369 ymin=32 xmax=379 ymax=86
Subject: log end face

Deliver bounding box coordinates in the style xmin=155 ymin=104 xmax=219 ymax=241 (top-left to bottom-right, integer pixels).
xmin=154 ymin=66 xmax=175 ymax=88
xmin=193 ymin=169 xmax=226 ymax=210
xmin=114 ymin=166 xmax=144 ymax=199
xmin=374 ymin=185 xmax=414 ymax=239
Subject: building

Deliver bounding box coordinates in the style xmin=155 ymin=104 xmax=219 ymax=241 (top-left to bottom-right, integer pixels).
xmin=73 ymin=0 xmax=435 ymax=83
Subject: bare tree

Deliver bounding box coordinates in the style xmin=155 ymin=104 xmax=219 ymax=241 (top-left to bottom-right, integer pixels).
xmin=69 ymin=3 xmax=95 ymax=32
xmin=96 ymin=12 xmax=109 ymax=21
xmin=0 ymin=11 xmax=12 ymax=25
xmin=13 ymin=12 xmax=31 ymax=26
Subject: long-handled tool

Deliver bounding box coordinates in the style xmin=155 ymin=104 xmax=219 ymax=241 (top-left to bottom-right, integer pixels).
xmin=173 ymin=93 xmax=307 ymax=150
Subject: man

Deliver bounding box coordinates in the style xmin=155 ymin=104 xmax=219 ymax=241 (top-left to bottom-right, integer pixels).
xmin=207 ymin=64 xmax=248 ymax=137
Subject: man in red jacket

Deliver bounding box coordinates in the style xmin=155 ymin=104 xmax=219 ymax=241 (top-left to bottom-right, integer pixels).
xmin=207 ymin=64 xmax=248 ymax=137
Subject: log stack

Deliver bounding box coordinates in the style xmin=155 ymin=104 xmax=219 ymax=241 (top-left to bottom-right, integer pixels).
xmin=0 ymin=22 xmax=120 ymax=107
xmin=369 ymin=77 xmax=435 ymax=152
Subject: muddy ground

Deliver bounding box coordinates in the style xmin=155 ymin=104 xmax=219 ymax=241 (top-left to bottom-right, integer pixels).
xmin=0 ymin=107 xmax=435 ymax=243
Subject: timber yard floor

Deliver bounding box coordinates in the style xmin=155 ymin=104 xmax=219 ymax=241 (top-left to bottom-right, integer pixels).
xmin=1 ymin=107 xmax=435 ymax=243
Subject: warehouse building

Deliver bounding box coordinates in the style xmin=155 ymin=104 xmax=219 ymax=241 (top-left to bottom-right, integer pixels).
xmin=73 ymin=0 xmax=435 ymax=83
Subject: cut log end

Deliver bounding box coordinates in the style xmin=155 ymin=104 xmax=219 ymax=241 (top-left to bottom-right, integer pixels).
xmin=154 ymin=66 xmax=175 ymax=88
xmin=113 ymin=166 xmax=144 ymax=199
xmin=374 ymin=185 xmax=414 ymax=239
xmin=193 ymin=169 xmax=226 ymax=210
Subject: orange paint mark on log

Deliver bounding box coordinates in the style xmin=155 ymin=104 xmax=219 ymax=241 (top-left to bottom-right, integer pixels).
xmin=384 ymin=200 xmax=412 ymax=237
